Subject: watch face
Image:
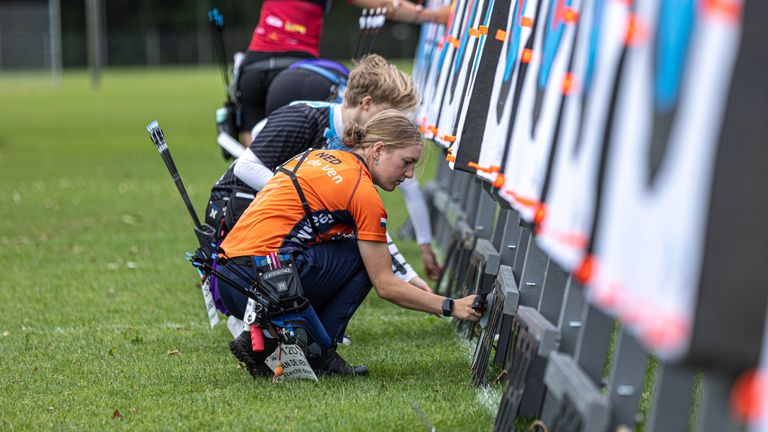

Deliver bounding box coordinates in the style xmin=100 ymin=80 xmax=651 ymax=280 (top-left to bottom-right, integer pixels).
xmin=442 ymin=298 xmax=453 ymax=316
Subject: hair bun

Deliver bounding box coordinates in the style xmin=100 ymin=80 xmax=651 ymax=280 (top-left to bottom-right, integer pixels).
xmin=354 ymin=126 xmax=366 ymax=145
xmin=342 ymin=121 xmax=366 ymax=148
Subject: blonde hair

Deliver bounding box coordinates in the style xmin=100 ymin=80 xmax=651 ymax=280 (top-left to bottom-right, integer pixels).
xmin=342 ymin=109 xmax=422 ymax=153
xmin=344 ymin=54 xmax=420 ymax=113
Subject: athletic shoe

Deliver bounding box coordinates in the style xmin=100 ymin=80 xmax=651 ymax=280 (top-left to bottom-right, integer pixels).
xmin=311 ymin=347 xmax=368 ymax=376
xmin=229 ymin=331 xmax=277 ymax=378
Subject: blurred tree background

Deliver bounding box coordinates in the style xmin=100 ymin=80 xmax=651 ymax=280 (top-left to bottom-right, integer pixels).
xmin=53 ymin=0 xmax=419 ymax=67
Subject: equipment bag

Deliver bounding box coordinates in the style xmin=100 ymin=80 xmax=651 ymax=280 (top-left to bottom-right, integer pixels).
xmin=252 ymin=255 xmax=332 ymax=354
xmin=204 ymin=186 xmax=257 ymax=243
xmin=216 ymin=253 xmax=331 ymax=354
xmin=251 ymin=255 xmax=308 ymax=314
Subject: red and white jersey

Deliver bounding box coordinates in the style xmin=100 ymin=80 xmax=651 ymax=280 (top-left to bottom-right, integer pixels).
xmin=248 ymin=0 xmax=329 ymax=57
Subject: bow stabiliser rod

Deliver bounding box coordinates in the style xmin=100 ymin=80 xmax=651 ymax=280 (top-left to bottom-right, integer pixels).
xmin=147 ymin=120 xmax=216 ymax=250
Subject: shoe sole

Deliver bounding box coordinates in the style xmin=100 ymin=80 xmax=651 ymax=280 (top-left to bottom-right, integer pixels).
xmin=229 ymin=339 xmax=272 ymax=378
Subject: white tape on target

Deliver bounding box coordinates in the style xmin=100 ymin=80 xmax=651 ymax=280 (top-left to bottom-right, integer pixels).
xmin=434 ymin=0 xmax=489 ymax=148
xmin=497 ymin=0 xmax=582 ymax=222
xmin=536 ymin=0 xmax=630 ymax=272
xmin=419 ymin=0 xmax=469 ymax=143
xmin=448 ymin=0 xmax=512 ymax=169
xmin=588 ymin=0 xmax=743 ymax=359
xmin=474 ymin=0 xmax=541 ymax=184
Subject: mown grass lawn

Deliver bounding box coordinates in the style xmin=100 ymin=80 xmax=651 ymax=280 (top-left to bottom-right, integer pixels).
xmin=0 ymin=68 xmax=496 ymax=430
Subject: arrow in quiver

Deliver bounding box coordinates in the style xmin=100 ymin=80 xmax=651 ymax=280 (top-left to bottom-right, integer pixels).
xmin=354 ymin=8 xmax=387 ymax=59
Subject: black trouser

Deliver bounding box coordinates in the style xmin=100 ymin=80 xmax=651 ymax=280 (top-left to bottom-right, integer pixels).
xmin=266 ymin=67 xmax=340 ymax=115
xmin=218 ymin=239 xmax=372 ymax=343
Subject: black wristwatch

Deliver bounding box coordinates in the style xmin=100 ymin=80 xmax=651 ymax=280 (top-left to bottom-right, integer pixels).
xmin=441 ymin=297 xmax=454 ymax=317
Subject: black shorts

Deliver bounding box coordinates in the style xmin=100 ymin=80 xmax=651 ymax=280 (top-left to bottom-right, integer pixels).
xmin=237 ymin=51 xmax=313 ymax=132
xmin=265 ymin=67 xmax=342 ymax=115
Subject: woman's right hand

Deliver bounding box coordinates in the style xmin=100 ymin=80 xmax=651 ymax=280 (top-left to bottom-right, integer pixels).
xmin=452 ymin=295 xmax=482 ymax=321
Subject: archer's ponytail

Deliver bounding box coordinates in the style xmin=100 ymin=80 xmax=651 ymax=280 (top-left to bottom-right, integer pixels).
xmin=342 ymin=122 xmax=368 ymax=149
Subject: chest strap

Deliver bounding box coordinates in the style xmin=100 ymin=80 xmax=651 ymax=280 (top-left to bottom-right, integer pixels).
xmin=276 ymin=150 xmax=321 ymax=241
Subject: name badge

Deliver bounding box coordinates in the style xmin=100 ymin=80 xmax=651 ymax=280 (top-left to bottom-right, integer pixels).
xmin=201 ymin=278 xmax=219 ymax=329
xmin=265 ymin=344 xmax=318 ymax=382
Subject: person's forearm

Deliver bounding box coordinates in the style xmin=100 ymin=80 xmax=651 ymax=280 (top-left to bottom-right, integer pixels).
xmin=387 ymin=0 xmax=436 ymax=24
xmin=351 ymin=0 xmax=442 ymax=24
xmin=359 ymin=239 xmax=478 ymax=320
xmin=375 ymin=273 xmax=444 ymax=314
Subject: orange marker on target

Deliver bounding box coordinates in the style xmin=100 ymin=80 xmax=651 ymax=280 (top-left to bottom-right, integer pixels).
xmin=521 ymin=48 xmax=533 ymax=63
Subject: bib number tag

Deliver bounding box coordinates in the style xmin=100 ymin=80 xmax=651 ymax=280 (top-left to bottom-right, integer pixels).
xmin=265 ymin=344 xmax=318 ymax=382
xmin=242 ymin=297 xmax=257 ymax=333
xmin=201 ymin=278 xmax=219 ymax=328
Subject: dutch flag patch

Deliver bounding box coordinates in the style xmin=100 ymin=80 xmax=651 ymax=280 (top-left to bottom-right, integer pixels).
xmin=380 ymin=217 xmax=387 ymax=228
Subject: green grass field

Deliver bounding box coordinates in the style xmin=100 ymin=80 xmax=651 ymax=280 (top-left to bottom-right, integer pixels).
xmin=0 ymin=68 xmax=496 ymax=430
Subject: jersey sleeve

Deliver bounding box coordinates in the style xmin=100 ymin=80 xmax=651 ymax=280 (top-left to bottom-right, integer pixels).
xmin=249 ymin=104 xmax=319 ymax=169
xmin=386 ymin=232 xmax=418 ymax=282
xmin=233 ymin=148 xmax=276 ymax=191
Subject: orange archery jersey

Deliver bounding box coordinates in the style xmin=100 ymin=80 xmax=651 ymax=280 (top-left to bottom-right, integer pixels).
xmin=220 ymin=150 xmax=388 ymax=258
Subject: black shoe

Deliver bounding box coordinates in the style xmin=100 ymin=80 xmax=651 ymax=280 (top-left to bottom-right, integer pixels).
xmin=311 ymin=347 xmax=368 ymax=376
xmin=229 ymin=331 xmax=278 ymax=378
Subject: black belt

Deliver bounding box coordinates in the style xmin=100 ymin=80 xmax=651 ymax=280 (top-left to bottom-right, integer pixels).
xmin=241 ymin=57 xmax=307 ymax=74
xmin=227 ymin=256 xmax=257 ymax=266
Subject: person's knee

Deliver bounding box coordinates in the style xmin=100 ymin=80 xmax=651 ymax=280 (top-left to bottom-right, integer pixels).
xmin=217 ymin=282 xmax=246 ymax=319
